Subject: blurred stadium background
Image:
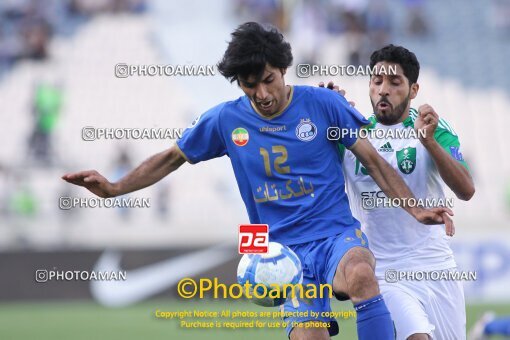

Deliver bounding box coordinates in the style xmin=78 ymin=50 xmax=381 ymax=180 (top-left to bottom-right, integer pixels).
xmin=0 ymin=0 xmax=509 ymax=339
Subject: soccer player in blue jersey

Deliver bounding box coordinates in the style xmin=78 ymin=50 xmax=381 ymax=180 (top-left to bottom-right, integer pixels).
xmin=63 ymin=22 xmax=453 ymax=340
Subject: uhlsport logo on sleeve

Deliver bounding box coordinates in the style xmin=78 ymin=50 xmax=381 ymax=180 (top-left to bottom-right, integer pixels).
xmin=188 ymin=115 xmax=202 ymax=128
xmin=232 ymin=128 xmax=249 ymax=146
xmin=238 ymin=224 xmax=269 ymax=254
xmin=396 ymin=147 xmax=416 ymax=174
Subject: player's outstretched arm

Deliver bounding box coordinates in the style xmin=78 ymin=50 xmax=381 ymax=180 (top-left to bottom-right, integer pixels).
xmin=415 ymin=104 xmax=475 ymax=201
xmin=61 ymin=145 xmax=186 ymax=198
xmin=349 ymin=137 xmax=455 ymax=234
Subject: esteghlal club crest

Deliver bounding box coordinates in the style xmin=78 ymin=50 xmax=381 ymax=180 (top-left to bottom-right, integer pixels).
xmin=396 ymin=147 xmax=417 ymax=174
xmin=295 ymin=119 xmax=317 ymax=142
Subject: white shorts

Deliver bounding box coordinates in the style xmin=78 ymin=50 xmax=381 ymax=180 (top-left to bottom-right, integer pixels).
xmin=378 ymin=268 xmax=466 ymax=340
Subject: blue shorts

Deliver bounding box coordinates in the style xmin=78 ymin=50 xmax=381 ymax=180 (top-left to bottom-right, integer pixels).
xmin=282 ymin=227 xmax=370 ymax=337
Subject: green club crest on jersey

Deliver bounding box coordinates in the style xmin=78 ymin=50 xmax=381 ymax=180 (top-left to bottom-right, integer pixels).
xmin=396 ymin=147 xmax=416 ymax=174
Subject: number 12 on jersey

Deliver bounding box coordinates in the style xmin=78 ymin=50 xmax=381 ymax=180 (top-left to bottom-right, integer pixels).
xmin=259 ymin=145 xmax=291 ymax=177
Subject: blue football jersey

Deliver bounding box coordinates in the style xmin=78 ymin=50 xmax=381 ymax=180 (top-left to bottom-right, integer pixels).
xmin=176 ymin=85 xmax=368 ymax=245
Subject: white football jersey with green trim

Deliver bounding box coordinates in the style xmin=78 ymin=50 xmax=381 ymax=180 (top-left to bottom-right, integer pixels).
xmin=342 ymin=108 xmax=467 ymax=276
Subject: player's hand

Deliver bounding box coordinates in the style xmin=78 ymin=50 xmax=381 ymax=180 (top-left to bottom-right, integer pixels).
xmin=414 ymin=104 xmax=438 ymax=145
xmin=442 ymin=212 xmax=455 ymax=236
xmin=318 ymin=81 xmax=356 ymax=107
xmin=62 ymin=170 xmax=118 ymax=198
xmin=412 ymin=207 xmax=455 ymax=236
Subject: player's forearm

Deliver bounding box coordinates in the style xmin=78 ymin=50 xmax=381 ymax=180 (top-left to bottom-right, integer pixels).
xmin=422 ymin=139 xmax=475 ymax=200
xmin=365 ymin=156 xmax=420 ymax=216
xmin=112 ymin=146 xmax=185 ymax=196
xmin=350 ymin=138 xmax=420 ymax=216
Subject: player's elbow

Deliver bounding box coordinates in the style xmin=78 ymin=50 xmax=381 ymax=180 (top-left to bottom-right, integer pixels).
xmin=456 ymin=185 xmax=475 ymax=201
xmin=166 ymin=146 xmax=187 ymax=171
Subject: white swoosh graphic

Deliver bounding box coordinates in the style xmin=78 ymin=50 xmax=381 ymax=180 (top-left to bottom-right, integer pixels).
xmin=90 ymin=244 xmax=235 ymax=307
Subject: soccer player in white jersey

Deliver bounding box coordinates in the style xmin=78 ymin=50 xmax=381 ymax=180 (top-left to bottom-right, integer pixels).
xmin=338 ymin=45 xmax=475 ymax=340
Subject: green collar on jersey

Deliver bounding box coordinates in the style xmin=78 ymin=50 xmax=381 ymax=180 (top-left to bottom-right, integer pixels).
xmin=402 ymin=115 xmax=414 ymax=128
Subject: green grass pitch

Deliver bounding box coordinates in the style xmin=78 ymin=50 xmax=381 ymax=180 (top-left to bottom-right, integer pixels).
xmin=0 ymin=299 xmax=508 ymax=339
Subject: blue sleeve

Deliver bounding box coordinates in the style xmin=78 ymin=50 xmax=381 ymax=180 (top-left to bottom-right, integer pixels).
xmin=176 ymin=103 xmax=227 ymax=164
xmin=327 ymin=92 xmax=369 ymax=148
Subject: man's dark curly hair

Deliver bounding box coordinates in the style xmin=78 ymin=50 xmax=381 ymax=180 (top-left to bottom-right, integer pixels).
xmin=217 ymin=22 xmax=293 ymax=83
xmin=369 ymin=44 xmax=420 ymax=84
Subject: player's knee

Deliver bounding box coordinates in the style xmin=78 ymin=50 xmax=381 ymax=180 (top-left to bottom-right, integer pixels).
xmin=290 ymin=326 xmax=330 ymax=340
xmin=344 ymin=260 xmax=379 ymax=299
xmin=346 ymin=261 xmax=377 ymax=286
xmin=342 ymin=247 xmax=376 ymax=271
xmin=407 ymin=333 xmax=430 ymax=340
xmin=333 ymin=247 xmax=378 ymax=300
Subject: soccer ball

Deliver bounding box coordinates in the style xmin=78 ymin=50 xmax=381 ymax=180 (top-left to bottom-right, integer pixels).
xmin=237 ymin=242 xmax=303 ymax=307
